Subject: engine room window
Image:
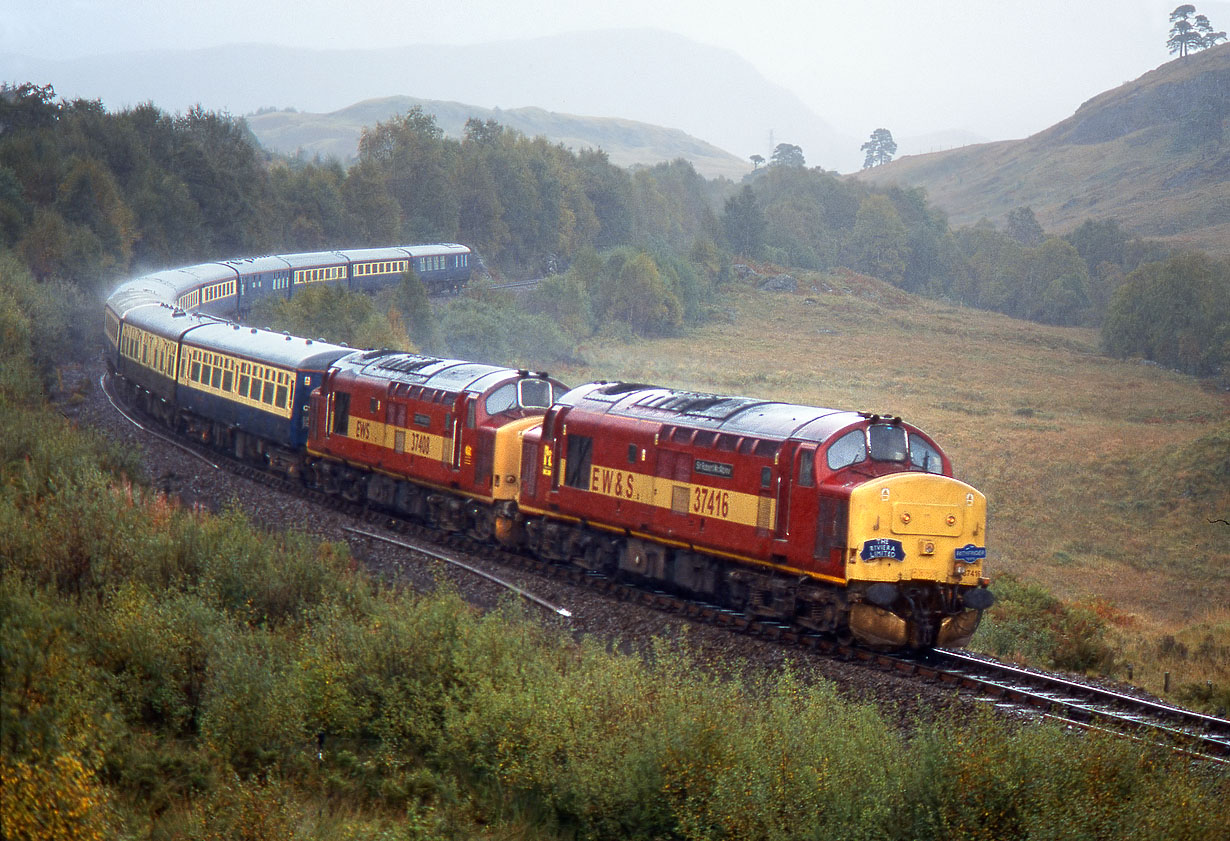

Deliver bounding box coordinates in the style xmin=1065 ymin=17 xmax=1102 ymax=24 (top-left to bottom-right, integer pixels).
xmin=909 ymin=433 xmax=944 ymax=473
xmin=826 ymin=429 xmax=867 ymax=470
xmin=869 ymin=424 xmax=908 ymax=463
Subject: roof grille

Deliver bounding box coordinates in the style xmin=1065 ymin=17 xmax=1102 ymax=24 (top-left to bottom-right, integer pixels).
xmin=373 ymin=353 xmax=442 ymax=373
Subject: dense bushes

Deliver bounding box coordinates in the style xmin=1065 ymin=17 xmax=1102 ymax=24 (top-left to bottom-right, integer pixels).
xmin=971 ymin=575 xmax=1118 ymax=673
xmin=1 ymin=284 xmax=1226 ymax=836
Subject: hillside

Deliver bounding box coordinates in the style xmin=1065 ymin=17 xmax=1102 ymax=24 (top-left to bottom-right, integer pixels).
xmin=0 ymin=28 xmax=859 ymax=171
xmin=853 ymin=44 xmax=1230 ymax=255
xmin=246 ymin=96 xmax=751 ymax=180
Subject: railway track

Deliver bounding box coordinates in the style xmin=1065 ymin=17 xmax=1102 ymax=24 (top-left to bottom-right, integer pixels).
xmin=103 ymin=374 xmax=1230 ymax=764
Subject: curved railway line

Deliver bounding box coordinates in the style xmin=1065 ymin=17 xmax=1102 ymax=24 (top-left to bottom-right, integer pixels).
xmin=102 ymin=371 xmax=1230 ymax=765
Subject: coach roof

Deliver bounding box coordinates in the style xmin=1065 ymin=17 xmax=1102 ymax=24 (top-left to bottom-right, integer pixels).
xmin=184 ymin=322 xmax=355 ymax=370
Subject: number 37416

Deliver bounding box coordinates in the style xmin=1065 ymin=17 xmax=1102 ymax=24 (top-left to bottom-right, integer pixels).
xmin=692 ymin=486 xmax=730 ymax=519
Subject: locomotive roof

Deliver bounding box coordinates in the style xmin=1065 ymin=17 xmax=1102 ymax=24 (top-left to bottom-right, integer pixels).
xmin=184 ymin=322 xmax=355 ymax=370
xmin=337 ymin=350 xmax=519 ymax=394
xmin=560 ymin=381 xmax=867 ymax=444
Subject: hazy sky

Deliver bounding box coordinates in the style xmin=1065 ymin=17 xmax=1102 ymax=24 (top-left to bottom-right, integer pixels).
xmin=3 ymin=0 xmax=1226 ymax=141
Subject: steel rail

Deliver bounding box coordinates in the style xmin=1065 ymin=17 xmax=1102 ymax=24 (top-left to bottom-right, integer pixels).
xmin=343 ymin=525 xmax=573 ymax=619
xmin=100 ymin=374 xmax=220 ymax=470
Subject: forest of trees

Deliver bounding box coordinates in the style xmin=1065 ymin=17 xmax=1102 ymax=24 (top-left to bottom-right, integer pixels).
xmin=1 ymin=81 xmax=1226 ymax=377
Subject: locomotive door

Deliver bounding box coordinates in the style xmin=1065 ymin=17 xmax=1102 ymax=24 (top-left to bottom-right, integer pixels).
xmin=774 ymin=443 xmax=816 ymax=541
xmin=790 ymin=445 xmax=819 ymax=548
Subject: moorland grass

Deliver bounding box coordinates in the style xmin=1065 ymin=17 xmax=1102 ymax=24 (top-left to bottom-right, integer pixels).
xmin=556 ymin=269 xmax=1230 ymax=701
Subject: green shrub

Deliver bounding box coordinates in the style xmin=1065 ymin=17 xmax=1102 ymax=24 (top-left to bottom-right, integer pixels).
xmin=971 ymin=575 xmax=1117 ymax=673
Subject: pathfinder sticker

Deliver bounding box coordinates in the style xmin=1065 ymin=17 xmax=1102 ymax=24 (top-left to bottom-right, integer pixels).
xmin=861 ymin=538 xmax=906 ymax=561
xmin=954 ymin=544 xmax=987 ymax=562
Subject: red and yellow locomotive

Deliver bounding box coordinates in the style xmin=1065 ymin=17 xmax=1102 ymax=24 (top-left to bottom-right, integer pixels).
xmin=304 ymin=349 xmax=566 ymax=538
xmin=514 ymin=382 xmax=991 ymax=648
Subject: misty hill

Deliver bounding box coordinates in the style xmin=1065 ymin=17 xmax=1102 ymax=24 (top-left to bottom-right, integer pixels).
xmin=854 ymin=45 xmax=1230 ymax=256
xmin=0 ymin=29 xmax=860 ymax=171
xmin=246 ymin=97 xmax=751 ymax=180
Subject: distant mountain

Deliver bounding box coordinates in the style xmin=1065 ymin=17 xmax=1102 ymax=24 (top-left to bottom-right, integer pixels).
xmin=0 ymin=29 xmax=862 ymax=171
xmin=245 ymin=96 xmax=752 ymax=180
xmin=854 ymin=45 xmax=1230 ymax=256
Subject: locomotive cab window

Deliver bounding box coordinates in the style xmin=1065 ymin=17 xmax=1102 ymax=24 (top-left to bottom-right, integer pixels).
xmin=519 ymin=378 xmax=554 ymax=409
xmin=909 ymin=433 xmax=943 ymax=474
xmin=797 ymin=447 xmax=816 ymax=487
xmin=826 ymin=429 xmax=867 ymax=471
xmin=869 ymin=423 xmax=907 ymax=463
xmin=485 ymin=383 xmax=518 ymax=415
xmin=333 ymin=392 xmax=350 ymax=435
xmin=564 ymin=435 xmax=593 ymax=489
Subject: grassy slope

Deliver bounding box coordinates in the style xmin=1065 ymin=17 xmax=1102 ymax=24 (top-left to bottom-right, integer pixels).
xmin=547 ymin=269 xmax=1229 ymax=689
xmin=853 ymin=44 xmax=1230 ymax=255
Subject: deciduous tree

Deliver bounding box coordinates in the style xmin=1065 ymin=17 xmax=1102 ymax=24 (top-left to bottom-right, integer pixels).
xmin=848 ymin=194 xmax=908 ymax=286
xmin=722 ymin=185 xmax=766 ymax=257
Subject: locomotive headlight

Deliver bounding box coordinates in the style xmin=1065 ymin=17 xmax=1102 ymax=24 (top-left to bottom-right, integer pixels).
xmin=955 ymin=565 xmax=966 ymax=577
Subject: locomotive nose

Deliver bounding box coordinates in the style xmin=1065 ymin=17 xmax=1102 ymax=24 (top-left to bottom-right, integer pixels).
xmin=845 ymin=472 xmax=990 ymax=648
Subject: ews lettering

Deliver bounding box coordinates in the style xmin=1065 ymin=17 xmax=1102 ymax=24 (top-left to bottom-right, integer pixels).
xmin=591 ymin=466 xmax=636 ymax=499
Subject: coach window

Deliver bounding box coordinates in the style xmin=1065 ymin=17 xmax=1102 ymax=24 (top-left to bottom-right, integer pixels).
xmin=276 ymin=384 xmax=288 ymax=409
xmin=826 ymin=429 xmax=867 ymax=471
xmin=238 ymin=373 xmax=250 ymax=398
xmin=909 ymin=433 xmax=944 ymax=474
